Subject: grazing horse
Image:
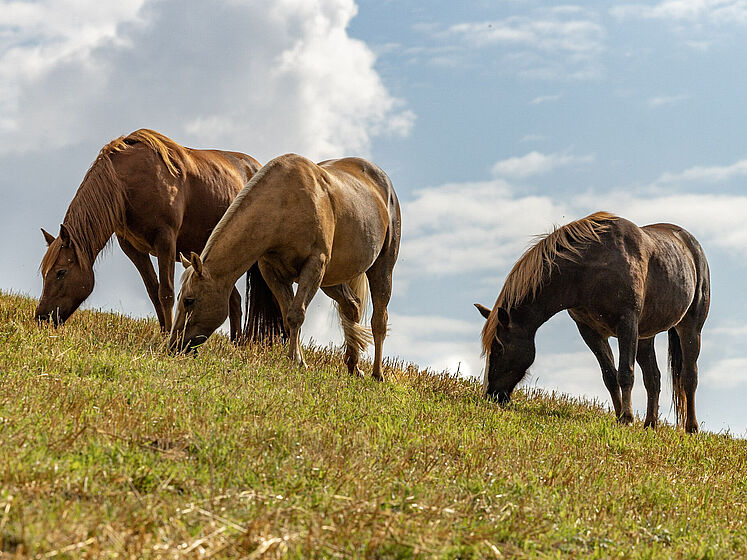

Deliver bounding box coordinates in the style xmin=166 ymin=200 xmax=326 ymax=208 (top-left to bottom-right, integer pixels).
xmin=169 ymin=154 xmax=401 ymax=381
xmin=475 ymin=212 xmax=710 ymax=433
xmin=36 ymin=129 xmax=285 ymax=341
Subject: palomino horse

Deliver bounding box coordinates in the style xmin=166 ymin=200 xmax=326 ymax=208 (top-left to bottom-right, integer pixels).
xmin=36 ymin=129 xmax=285 ymax=341
xmin=169 ymin=154 xmax=401 ymax=381
xmin=475 ymin=212 xmax=710 ymax=433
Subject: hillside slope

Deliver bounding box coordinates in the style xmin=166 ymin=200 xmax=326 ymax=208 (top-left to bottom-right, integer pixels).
xmin=0 ymin=292 xmax=745 ymax=558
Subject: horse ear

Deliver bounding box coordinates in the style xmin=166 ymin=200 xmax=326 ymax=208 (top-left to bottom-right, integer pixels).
xmin=189 ymin=252 xmax=204 ymax=276
xmin=474 ymin=303 xmax=491 ymax=320
xmin=41 ymin=228 xmax=56 ymax=246
xmin=496 ymin=307 xmax=510 ymax=328
xmin=179 ymin=252 xmax=191 ymax=269
xmin=58 ymin=224 xmax=71 ymax=247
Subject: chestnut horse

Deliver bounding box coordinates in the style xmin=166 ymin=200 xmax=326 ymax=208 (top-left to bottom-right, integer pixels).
xmin=169 ymin=154 xmax=401 ymax=381
xmin=475 ymin=212 xmax=710 ymax=433
xmin=36 ymin=129 xmax=285 ymax=341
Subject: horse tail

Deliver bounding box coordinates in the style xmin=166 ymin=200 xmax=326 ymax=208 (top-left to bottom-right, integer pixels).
xmin=668 ymin=327 xmax=686 ymax=428
xmin=242 ymin=263 xmax=286 ymax=343
xmin=337 ymin=274 xmax=373 ymax=353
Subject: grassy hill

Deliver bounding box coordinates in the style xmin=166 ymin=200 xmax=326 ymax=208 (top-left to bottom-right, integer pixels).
xmin=0 ymin=292 xmax=745 ymax=558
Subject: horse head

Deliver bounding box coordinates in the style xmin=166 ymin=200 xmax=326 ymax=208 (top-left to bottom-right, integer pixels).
xmin=36 ymin=224 xmax=94 ymax=326
xmin=475 ymin=302 xmax=535 ymax=403
xmin=169 ymin=252 xmax=231 ymax=354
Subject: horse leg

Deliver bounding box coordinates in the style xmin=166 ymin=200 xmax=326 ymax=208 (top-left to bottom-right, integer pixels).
xmin=322 ymin=284 xmax=367 ymax=377
xmin=228 ymin=285 xmax=242 ymax=343
xmin=616 ymin=313 xmax=639 ymax=425
xmin=154 ymin=233 xmax=177 ymax=334
xmin=365 ymin=251 xmax=395 ymax=382
xmin=117 ymin=235 xmax=166 ymax=331
xmin=574 ymin=320 xmax=622 ymax=417
xmin=636 ymin=337 xmax=661 ymax=429
xmin=675 ymin=323 xmax=701 ymax=433
xmin=283 ymin=256 xmax=326 ymax=367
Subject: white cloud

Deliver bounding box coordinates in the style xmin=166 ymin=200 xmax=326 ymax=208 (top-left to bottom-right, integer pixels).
xmin=654 ymin=158 xmax=747 ymax=184
xmin=531 ymin=94 xmax=562 ymax=104
xmin=491 ymin=151 xmax=593 ymax=178
xmin=648 ymin=93 xmax=691 ymax=107
xmin=417 ymin=9 xmax=605 ymax=80
xmin=448 ymin=17 xmax=604 ymax=54
xmin=702 ymin=358 xmax=747 ymax=388
xmin=612 ymin=1 xmax=747 ymax=24
xmin=0 ymin=0 xmax=413 ymax=159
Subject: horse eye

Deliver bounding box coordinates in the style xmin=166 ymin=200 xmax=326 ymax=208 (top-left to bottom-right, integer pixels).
xmin=56 ymin=269 xmax=67 ymax=280
xmin=183 ymin=297 xmax=196 ymax=307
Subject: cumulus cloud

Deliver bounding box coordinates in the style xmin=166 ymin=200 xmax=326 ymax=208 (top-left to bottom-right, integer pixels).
xmin=491 ymin=151 xmax=594 ymax=178
xmin=0 ymin=0 xmax=413 ymax=159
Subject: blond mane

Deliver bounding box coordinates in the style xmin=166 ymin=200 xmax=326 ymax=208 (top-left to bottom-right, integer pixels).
xmin=41 ymin=129 xmax=194 ymax=274
xmin=481 ymin=211 xmax=618 ymax=354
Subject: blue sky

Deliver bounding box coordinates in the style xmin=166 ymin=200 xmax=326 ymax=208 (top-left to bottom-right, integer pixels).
xmin=1 ymin=0 xmax=746 ymax=435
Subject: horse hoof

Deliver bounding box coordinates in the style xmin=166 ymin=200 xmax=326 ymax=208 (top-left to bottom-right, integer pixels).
xmin=617 ymin=413 xmax=634 ymax=425
xmin=686 ymin=422 xmax=699 ymax=434
xmin=349 ymin=366 xmax=365 ymax=378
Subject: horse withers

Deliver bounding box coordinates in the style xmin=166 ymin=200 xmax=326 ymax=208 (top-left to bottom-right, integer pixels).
xmin=169 ymin=154 xmax=401 ymax=381
xmin=475 ymin=212 xmax=710 ymax=433
xmin=36 ymin=129 xmax=284 ymax=342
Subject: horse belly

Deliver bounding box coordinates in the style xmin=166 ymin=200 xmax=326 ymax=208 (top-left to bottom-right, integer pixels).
xmin=637 ymin=251 xmax=697 ymax=337
xmin=322 ymin=206 xmax=388 ymax=286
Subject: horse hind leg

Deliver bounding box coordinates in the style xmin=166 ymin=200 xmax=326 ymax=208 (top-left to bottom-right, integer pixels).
xmin=636 ymin=337 xmax=661 ymax=428
xmin=228 ymin=285 xmax=242 ymax=343
xmin=673 ymin=323 xmax=702 ymax=433
xmin=322 ymin=282 xmax=372 ymax=377
xmin=365 ymin=252 xmax=395 ymax=382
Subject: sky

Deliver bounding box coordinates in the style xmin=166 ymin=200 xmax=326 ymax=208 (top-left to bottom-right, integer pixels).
xmin=1 ymin=0 xmax=746 ymax=435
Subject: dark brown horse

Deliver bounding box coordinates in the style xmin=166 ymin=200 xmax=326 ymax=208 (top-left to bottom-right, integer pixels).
xmin=36 ymin=129 xmax=284 ymax=341
xmin=475 ymin=212 xmax=710 ymax=433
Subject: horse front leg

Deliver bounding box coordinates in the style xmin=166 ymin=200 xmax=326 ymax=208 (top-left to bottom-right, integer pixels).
xmin=117 ymin=235 xmax=166 ymax=331
xmin=574 ymin=319 xmax=622 ymax=417
xmin=155 ymin=233 xmax=177 ymax=334
xmin=284 ymin=255 xmax=326 ymax=367
xmin=616 ymin=313 xmax=639 ymax=425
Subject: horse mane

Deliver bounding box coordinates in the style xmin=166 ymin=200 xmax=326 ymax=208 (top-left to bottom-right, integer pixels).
xmin=41 ymin=129 xmax=194 ymax=274
xmin=481 ymin=211 xmax=618 ymax=354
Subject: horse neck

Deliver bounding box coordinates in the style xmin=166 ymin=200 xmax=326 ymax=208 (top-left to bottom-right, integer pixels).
xmin=202 ymin=197 xmax=268 ymax=288
xmin=63 ymin=158 xmax=126 ymax=264
xmin=510 ymin=263 xmax=581 ymax=335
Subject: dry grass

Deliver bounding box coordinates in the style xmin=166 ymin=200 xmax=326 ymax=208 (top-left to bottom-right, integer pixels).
xmin=0 ymin=291 xmax=745 ymax=558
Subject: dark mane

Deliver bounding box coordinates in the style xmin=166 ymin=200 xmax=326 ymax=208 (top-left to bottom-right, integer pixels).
xmin=481 ymin=211 xmax=618 ymax=354
xmin=41 ymin=129 xmax=194 ymax=274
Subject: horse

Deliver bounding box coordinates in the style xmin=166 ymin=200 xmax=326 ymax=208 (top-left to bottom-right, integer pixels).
xmin=474 ymin=212 xmax=710 ymax=433
xmin=169 ymin=153 xmax=401 ymax=381
xmin=36 ymin=128 xmax=285 ymax=342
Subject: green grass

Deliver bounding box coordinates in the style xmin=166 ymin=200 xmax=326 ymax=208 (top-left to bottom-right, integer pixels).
xmin=0 ymin=291 xmax=745 ymax=558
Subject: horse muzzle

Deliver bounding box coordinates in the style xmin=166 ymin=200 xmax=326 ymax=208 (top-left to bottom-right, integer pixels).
xmin=34 ymin=308 xmax=65 ymax=327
